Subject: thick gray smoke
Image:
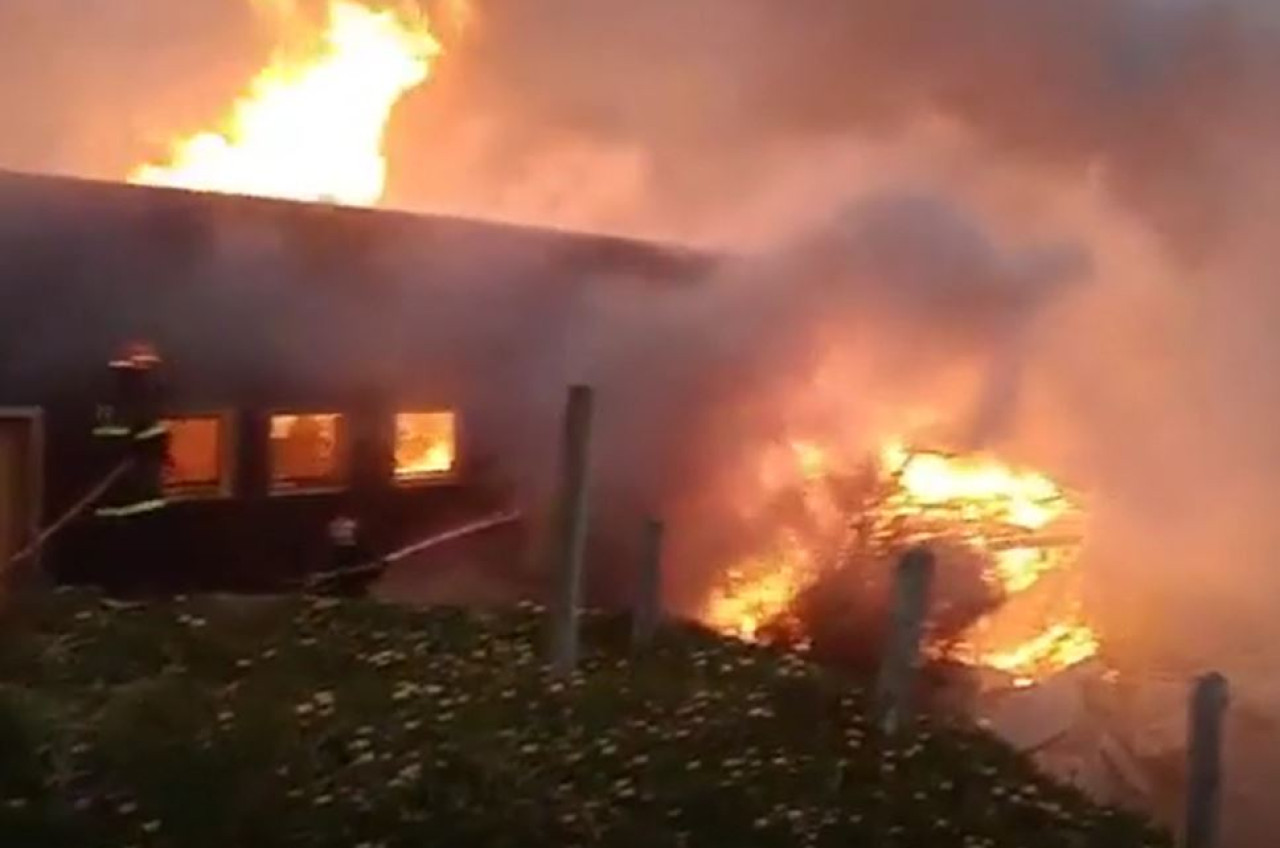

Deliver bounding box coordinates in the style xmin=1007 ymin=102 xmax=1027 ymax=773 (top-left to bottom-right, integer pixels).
xmin=577 ymin=194 xmax=1086 ymax=606
xmin=3 ymin=0 xmax=1280 ymax=843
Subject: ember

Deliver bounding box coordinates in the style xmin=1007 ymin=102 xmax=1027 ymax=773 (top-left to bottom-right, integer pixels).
xmin=703 ymin=538 xmax=815 ymax=644
xmin=129 ymin=0 xmax=442 ymax=205
xmin=973 ymin=620 xmax=1101 ymax=687
xmin=701 ymin=439 xmax=1101 ymax=686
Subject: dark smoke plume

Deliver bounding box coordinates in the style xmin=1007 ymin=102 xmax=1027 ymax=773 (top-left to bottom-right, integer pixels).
xmin=3 ymin=1 xmax=1280 ymax=843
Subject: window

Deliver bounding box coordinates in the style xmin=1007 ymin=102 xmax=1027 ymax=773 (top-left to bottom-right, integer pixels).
xmin=163 ymin=414 xmax=229 ymax=497
xmin=394 ymin=411 xmax=457 ymax=482
xmin=269 ymin=412 xmax=346 ymax=492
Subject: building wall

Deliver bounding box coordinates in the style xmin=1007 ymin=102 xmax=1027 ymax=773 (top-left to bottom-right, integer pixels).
xmin=0 ymin=172 xmax=714 ymax=595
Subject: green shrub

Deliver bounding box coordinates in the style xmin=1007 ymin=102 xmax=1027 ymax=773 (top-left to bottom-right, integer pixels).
xmin=0 ymin=594 xmax=1172 ymax=848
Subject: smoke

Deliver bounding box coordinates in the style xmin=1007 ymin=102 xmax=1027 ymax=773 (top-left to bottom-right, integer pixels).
xmin=387 ymin=0 xmax=1280 ymax=686
xmin=3 ymin=0 xmax=1280 ymax=841
xmin=530 ymin=192 xmax=1086 ymax=614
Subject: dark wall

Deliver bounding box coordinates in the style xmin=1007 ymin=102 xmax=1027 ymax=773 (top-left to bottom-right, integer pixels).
xmin=38 ymin=389 xmax=514 ymax=595
xmin=0 ymin=171 xmax=715 ymax=595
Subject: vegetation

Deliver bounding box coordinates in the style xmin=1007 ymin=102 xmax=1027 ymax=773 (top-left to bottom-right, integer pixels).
xmin=0 ymin=590 xmax=1170 ymax=847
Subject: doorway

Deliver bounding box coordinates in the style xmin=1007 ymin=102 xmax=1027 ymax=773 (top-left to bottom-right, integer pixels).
xmin=0 ymin=409 xmax=42 ymax=578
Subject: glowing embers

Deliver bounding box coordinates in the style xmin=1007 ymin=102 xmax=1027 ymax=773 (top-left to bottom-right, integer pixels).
xmin=971 ymin=619 xmax=1101 ymax=688
xmin=269 ymin=413 xmax=346 ymax=491
xmin=393 ymin=411 xmax=457 ymax=482
xmin=703 ymin=535 xmax=817 ymax=644
xmin=163 ymin=415 xmax=230 ymax=496
xmin=700 ymin=440 xmax=1101 ymax=686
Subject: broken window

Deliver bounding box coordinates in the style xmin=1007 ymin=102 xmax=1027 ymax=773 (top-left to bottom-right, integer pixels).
xmin=163 ymin=414 xmax=228 ymax=496
xmin=394 ymin=411 xmax=457 ymax=482
xmin=269 ymin=413 xmax=346 ymax=491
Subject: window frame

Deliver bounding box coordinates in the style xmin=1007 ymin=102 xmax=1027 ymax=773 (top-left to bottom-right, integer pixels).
xmin=161 ymin=409 xmax=236 ymax=501
xmin=265 ymin=409 xmax=352 ymax=496
xmin=391 ymin=408 xmax=461 ymax=487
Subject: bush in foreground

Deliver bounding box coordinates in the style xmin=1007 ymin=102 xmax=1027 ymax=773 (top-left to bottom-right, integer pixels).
xmin=0 ymin=591 xmax=1171 ymax=848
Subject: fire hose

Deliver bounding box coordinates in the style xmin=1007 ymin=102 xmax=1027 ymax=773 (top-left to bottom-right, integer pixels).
xmin=1 ymin=459 xmax=133 ymax=575
xmin=1 ymin=468 xmax=521 ymax=591
xmin=302 ymin=508 xmax=523 ymax=591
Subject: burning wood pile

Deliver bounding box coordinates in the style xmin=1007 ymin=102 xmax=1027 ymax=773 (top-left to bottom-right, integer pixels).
xmin=699 ymin=440 xmax=1100 ymax=690
xmin=691 ymin=439 xmax=1192 ymax=812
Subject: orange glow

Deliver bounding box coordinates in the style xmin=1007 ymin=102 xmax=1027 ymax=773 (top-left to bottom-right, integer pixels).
xmin=164 ymin=416 xmax=224 ymax=491
xmin=269 ymin=412 xmax=344 ymax=486
xmin=129 ymin=0 xmax=442 ymax=205
xmin=700 ymin=439 xmax=1101 ymax=686
xmin=394 ymin=411 xmax=457 ymax=480
xmin=702 ymin=537 xmax=816 ymax=644
xmin=881 ymin=445 xmax=1079 ymax=598
xmin=792 ymin=440 xmax=830 ymax=482
xmin=881 ymin=441 xmax=1067 ymax=531
xmin=971 ymin=620 xmax=1102 ymax=688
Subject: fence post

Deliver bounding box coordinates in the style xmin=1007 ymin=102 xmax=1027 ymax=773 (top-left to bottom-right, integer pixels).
xmin=875 ymin=546 xmax=936 ymax=736
xmin=631 ymin=518 xmax=665 ymax=648
xmin=1185 ymin=671 xmax=1229 ymax=848
xmin=547 ymin=385 xmax=595 ymax=677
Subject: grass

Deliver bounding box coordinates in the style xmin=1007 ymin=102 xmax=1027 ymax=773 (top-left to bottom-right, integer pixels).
xmin=0 ymin=589 xmax=1172 ymax=848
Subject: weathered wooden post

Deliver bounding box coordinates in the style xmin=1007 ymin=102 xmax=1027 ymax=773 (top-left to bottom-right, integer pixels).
xmin=631 ymin=518 xmax=665 ymax=648
xmin=547 ymin=385 xmax=595 ymax=677
xmin=874 ymin=546 xmax=936 ymax=736
xmin=1184 ymin=671 xmax=1229 ymax=848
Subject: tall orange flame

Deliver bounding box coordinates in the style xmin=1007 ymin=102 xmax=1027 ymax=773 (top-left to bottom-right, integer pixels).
xmin=129 ymin=1 xmax=441 ymax=205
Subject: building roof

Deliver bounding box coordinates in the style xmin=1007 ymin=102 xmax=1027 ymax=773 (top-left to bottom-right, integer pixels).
xmin=0 ymin=170 xmax=718 ymax=405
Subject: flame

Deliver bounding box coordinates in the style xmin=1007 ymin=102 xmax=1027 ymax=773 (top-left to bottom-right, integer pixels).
xmin=701 ymin=438 xmax=1101 ymax=686
xmin=974 ymin=620 xmax=1102 ymax=688
xmin=882 ymin=442 xmax=1067 ymax=530
xmin=129 ymin=0 xmax=441 ymax=205
xmin=883 ymin=445 xmax=1077 ymax=597
xmin=703 ymin=537 xmax=817 ymax=644
xmin=394 ymin=411 xmax=457 ymax=479
xmin=792 ymin=440 xmax=830 ymax=482
xmin=991 ymin=546 xmax=1068 ymax=595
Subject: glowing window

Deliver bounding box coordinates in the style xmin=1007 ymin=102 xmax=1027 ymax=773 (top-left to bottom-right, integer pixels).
xmin=269 ymin=413 xmax=345 ymax=491
xmin=163 ymin=415 xmax=227 ymax=495
xmin=394 ymin=411 xmax=457 ymax=482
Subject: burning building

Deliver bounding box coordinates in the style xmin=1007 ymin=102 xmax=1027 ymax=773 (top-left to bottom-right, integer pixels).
xmin=0 ymin=166 xmax=1101 ymax=689
xmin=0 ymin=168 xmax=714 ymax=594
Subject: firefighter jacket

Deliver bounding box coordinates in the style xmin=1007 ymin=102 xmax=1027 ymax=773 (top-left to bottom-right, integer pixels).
xmin=92 ymin=360 xmax=170 ymax=518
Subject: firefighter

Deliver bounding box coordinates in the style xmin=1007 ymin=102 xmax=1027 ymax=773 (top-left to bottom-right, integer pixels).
xmin=324 ymin=505 xmax=377 ymax=596
xmin=92 ymin=342 xmax=170 ymax=519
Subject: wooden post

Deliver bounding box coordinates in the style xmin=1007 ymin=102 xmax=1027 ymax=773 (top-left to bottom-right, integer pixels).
xmin=1185 ymin=671 xmax=1229 ymax=848
xmin=875 ymin=546 xmax=936 ymax=736
xmin=631 ymin=518 xmax=665 ymax=648
xmin=547 ymin=385 xmax=595 ymax=676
